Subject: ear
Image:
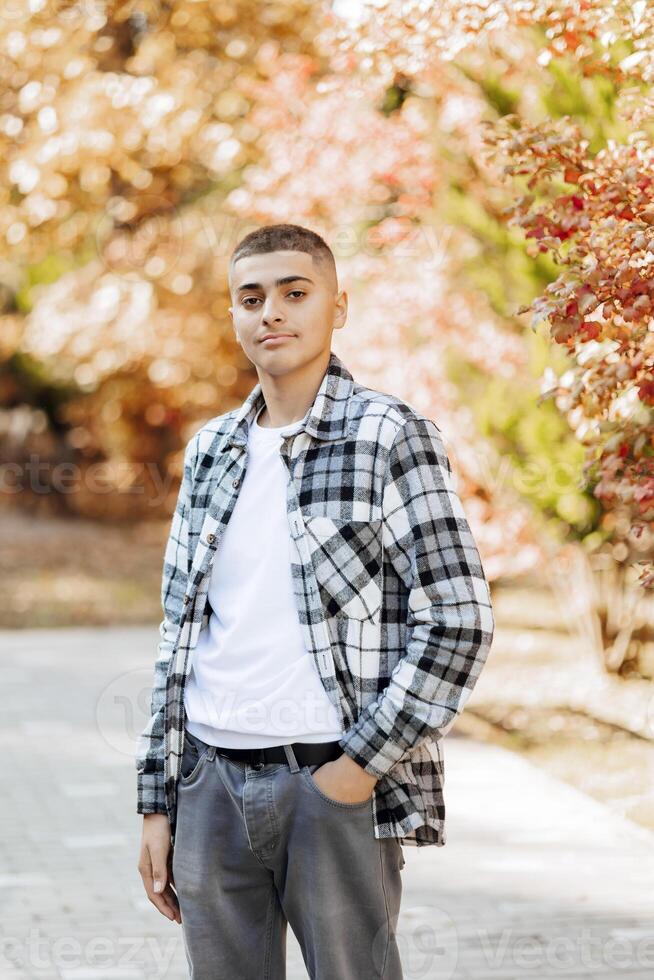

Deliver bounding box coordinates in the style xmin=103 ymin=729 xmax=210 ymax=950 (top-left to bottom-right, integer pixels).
xmin=332 ymin=289 xmax=348 ymax=330
xmin=229 ymin=311 xmax=241 ymax=346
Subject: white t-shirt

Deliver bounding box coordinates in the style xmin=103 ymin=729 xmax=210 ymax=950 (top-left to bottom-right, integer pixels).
xmin=183 ymin=403 xmax=344 ymax=747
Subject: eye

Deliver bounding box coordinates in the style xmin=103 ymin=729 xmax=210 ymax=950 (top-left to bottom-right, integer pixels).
xmin=288 ymin=290 xmax=305 ymax=298
xmin=242 ymin=297 xmax=261 ymax=307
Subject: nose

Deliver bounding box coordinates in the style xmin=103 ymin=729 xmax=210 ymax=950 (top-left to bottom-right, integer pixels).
xmin=261 ymin=297 xmax=285 ymax=326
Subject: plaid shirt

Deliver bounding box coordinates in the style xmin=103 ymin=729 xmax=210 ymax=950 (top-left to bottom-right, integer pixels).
xmin=136 ymin=350 xmax=495 ymax=847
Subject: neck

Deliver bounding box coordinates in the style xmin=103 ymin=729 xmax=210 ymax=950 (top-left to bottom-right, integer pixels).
xmin=257 ymin=350 xmax=330 ymax=428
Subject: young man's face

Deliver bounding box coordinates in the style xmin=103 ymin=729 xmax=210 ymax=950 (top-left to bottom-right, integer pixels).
xmin=228 ymin=249 xmax=347 ymax=374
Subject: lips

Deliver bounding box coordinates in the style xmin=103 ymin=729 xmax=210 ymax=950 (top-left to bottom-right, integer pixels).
xmin=260 ymin=333 xmax=295 ymax=343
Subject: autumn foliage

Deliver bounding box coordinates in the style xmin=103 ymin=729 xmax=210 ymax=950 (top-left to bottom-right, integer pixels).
xmin=0 ymin=0 xmax=652 ymax=591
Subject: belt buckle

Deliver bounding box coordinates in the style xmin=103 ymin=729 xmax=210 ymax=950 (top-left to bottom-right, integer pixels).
xmin=251 ymin=748 xmax=265 ymax=770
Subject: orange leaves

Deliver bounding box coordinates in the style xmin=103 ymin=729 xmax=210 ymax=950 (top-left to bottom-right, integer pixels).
xmin=564 ymin=166 xmax=583 ymax=184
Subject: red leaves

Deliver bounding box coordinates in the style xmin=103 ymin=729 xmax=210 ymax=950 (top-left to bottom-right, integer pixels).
xmin=489 ymin=109 xmax=654 ymax=574
xmin=637 ymin=380 xmax=654 ymax=406
xmin=579 ymin=320 xmax=600 ymax=340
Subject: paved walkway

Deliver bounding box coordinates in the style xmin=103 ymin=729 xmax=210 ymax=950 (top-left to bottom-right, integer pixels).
xmin=1 ymin=625 xmax=653 ymax=980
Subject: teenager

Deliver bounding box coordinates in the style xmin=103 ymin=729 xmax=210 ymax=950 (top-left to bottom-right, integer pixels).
xmin=136 ymin=223 xmax=495 ymax=979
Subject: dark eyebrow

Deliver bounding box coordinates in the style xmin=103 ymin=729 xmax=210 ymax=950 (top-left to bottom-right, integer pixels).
xmin=236 ymin=275 xmax=314 ymax=293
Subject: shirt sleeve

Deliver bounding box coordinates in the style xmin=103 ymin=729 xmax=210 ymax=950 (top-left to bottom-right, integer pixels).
xmin=337 ymin=414 xmax=495 ymax=778
xmin=135 ymin=433 xmax=198 ymax=815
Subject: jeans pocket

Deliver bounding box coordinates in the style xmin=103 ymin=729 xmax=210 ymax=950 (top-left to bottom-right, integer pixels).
xmin=301 ymin=764 xmax=373 ymax=809
xmin=179 ymin=733 xmax=209 ymax=784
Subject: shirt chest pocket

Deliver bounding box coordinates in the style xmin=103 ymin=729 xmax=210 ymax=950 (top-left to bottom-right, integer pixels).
xmin=303 ymin=516 xmax=383 ymax=623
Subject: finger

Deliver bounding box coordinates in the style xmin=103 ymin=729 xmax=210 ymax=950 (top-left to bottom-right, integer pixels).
xmin=162 ymin=884 xmax=182 ymax=924
xmin=141 ymin=854 xmax=179 ymax=922
xmin=143 ymin=870 xmax=180 ymax=921
xmin=165 ymin=869 xmax=182 ymax=923
xmin=151 ymin=889 xmax=180 ymax=922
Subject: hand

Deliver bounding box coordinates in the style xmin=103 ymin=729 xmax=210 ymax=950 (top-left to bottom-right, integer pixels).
xmin=310 ymin=753 xmax=378 ymax=805
xmin=138 ymin=813 xmax=181 ymax=924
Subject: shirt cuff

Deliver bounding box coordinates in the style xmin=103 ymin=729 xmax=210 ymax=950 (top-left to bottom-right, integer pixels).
xmin=337 ymin=703 xmax=411 ymax=779
xmin=137 ymin=769 xmax=167 ymax=816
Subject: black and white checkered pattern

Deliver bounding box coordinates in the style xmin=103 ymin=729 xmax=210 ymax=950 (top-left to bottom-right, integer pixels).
xmin=136 ymin=350 xmax=495 ymax=847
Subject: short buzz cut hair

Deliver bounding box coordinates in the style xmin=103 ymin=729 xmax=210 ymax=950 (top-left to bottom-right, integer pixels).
xmin=229 ymin=223 xmax=337 ymax=293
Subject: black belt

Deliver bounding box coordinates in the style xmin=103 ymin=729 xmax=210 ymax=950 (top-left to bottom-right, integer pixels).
xmin=195 ymin=735 xmax=343 ymax=769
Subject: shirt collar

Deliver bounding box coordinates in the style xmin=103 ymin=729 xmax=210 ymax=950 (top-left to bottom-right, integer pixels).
xmin=224 ymin=349 xmax=355 ymax=449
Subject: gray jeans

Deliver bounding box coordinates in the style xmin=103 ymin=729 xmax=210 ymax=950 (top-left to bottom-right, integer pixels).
xmin=172 ymin=728 xmax=405 ymax=979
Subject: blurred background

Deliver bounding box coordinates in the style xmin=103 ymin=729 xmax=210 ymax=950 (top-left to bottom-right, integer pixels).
xmin=1 ymin=1 xmax=654 ymax=975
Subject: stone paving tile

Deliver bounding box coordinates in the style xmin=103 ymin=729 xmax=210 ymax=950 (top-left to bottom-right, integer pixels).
xmin=1 ymin=625 xmax=654 ymax=980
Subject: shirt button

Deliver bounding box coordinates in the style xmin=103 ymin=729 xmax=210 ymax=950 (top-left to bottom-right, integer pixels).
xmin=183 ymin=593 xmax=191 ymax=605
xmin=206 ymin=533 xmax=215 ymax=544
xmin=232 ymin=478 xmax=240 ymax=488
